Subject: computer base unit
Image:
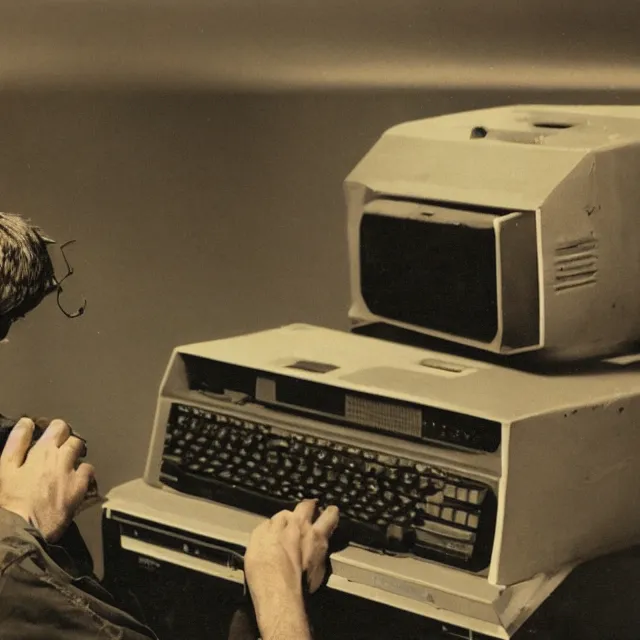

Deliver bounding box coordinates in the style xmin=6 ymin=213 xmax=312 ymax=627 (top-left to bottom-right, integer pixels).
xmin=102 ymin=479 xmax=571 ymax=640
xmin=145 ymin=323 xmax=640 ymax=588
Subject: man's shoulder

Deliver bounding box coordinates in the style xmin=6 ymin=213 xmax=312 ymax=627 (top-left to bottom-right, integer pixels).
xmin=0 ymin=511 xmax=158 ymax=639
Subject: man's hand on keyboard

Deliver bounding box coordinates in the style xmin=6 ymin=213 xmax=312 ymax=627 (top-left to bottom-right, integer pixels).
xmin=244 ymin=500 xmax=340 ymax=640
xmin=0 ymin=417 xmax=95 ymax=542
xmin=292 ymin=499 xmax=339 ymax=594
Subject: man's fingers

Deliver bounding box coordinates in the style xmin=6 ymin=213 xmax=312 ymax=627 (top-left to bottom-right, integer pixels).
xmin=312 ymin=505 xmax=340 ymax=539
xmin=282 ymin=519 xmax=303 ymax=567
xmin=271 ymin=510 xmax=303 ymax=550
xmin=0 ymin=418 xmax=35 ymax=467
xmin=271 ymin=510 xmax=293 ymax=531
xmin=74 ymin=462 xmax=96 ymax=489
xmin=72 ymin=462 xmax=96 ymax=505
xmin=59 ymin=436 xmax=87 ymax=471
xmin=307 ymin=562 xmax=328 ymax=595
xmin=292 ymin=499 xmax=317 ymax=528
xmin=36 ymin=419 xmax=71 ymax=448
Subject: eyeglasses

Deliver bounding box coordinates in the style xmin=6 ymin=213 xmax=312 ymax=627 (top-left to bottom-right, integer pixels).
xmin=52 ymin=239 xmax=87 ymax=319
xmin=0 ymin=237 xmax=87 ymax=343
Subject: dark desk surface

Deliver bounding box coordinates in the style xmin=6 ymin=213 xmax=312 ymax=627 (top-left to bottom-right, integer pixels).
xmin=106 ymin=542 xmax=640 ymax=640
xmin=305 ymin=544 xmax=640 ymax=640
xmin=104 ymin=512 xmax=640 ymax=640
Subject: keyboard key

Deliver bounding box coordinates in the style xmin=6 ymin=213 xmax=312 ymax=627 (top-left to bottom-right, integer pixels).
xmin=426 ymin=491 xmax=445 ymax=504
xmin=444 ymin=484 xmax=457 ymax=499
xmin=415 ymin=520 xmax=476 ymax=543
xmin=441 ymin=507 xmax=454 ymax=521
xmin=468 ymin=488 xmax=487 ymax=505
xmin=424 ymin=503 xmax=441 ymax=518
xmin=414 ymin=530 xmax=474 ymax=559
xmin=454 ymin=510 xmax=468 ymax=526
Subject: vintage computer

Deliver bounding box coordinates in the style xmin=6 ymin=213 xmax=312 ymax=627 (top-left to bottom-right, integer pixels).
xmin=346 ymin=104 xmax=640 ymax=362
xmin=103 ymin=323 xmax=640 ymax=638
xmin=102 ymin=105 xmax=640 ymax=639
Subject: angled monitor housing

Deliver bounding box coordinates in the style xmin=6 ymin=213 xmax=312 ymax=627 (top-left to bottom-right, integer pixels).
xmin=345 ymin=105 xmax=640 ymax=362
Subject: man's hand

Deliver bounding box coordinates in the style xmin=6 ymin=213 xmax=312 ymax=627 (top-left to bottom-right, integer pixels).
xmin=244 ymin=509 xmax=308 ymax=640
xmin=244 ymin=510 xmax=305 ymax=600
xmin=292 ymin=499 xmax=339 ymax=594
xmin=243 ymin=501 xmax=340 ymax=640
xmin=0 ymin=417 xmax=95 ymax=542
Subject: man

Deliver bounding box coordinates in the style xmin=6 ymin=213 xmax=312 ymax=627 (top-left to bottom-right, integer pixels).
xmin=0 ymin=211 xmax=60 ymax=340
xmin=0 ymin=212 xmax=339 ymax=639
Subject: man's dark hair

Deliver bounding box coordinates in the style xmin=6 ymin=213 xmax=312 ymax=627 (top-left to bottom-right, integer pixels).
xmin=0 ymin=212 xmax=84 ymax=340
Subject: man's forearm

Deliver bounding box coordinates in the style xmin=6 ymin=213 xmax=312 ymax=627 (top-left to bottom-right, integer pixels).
xmin=253 ymin=589 xmax=312 ymax=640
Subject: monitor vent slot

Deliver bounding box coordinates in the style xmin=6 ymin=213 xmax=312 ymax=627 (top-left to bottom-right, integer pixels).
xmin=345 ymin=395 xmax=422 ymax=438
xmin=553 ymin=237 xmax=598 ymax=291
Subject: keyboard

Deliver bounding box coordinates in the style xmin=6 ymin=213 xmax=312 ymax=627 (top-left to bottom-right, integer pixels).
xmin=159 ymin=403 xmax=497 ymax=571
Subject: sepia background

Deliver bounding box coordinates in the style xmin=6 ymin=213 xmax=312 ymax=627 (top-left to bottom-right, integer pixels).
xmin=1 ymin=0 xmax=639 ymax=576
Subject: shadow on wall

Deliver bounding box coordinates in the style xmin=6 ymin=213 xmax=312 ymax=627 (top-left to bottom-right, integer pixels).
xmin=0 ymin=87 xmax=638 ymax=573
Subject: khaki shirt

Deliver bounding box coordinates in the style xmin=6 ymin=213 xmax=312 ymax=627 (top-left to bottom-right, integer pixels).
xmin=0 ymin=508 xmax=158 ymax=639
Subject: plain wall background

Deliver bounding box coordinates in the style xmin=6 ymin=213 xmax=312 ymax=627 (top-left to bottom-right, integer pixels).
xmin=2 ymin=88 xmax=640 ymax=575
xmin=1 ymin=1 xmax=640 ymax=91
xmin=1 ymin=0 xmax=640 ymax=576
